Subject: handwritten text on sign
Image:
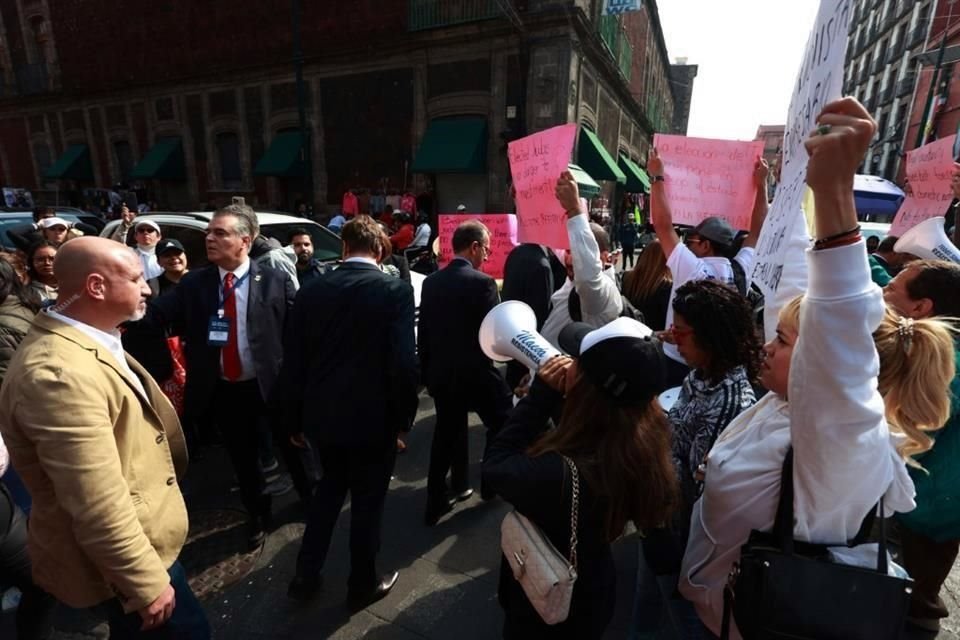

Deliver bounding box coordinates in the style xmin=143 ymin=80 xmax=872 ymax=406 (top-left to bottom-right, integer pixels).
xmin=652 ymin=134 xmax=762 ymax=230
xmin=508 ymin=124 xmax=577 ymax=250
xmin=752 ymin=0 xmax=851 ymax=340
xmin=890 ymin=135 xmax=956 ymax=236
xmin=437 ymin=214 xmax=518 ymax=280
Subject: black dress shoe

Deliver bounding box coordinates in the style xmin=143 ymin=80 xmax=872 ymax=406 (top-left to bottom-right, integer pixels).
xmin=346 ymin=571 xmax=399 ymax=612
xmin=424 ymin=497 xmax=456 ymax=526
xmin=453 ymin=488 xmax=474 ymax=502
xmin=287 ymin=574 xmax=323 ymax=601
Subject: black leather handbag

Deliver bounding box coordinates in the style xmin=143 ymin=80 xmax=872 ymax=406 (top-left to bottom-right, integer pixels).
xmin=721 ymin=448 xmax=913 ymax=640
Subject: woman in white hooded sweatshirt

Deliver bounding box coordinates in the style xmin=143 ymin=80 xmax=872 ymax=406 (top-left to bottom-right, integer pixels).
xmin=679 ymin=98 xmax=958 ymax=638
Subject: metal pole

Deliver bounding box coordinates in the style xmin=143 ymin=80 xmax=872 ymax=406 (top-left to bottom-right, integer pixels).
xmin=915 ymin=1 xmax=955 ymax=148
xmin=292 ymin=0 xmax=313 ymax=215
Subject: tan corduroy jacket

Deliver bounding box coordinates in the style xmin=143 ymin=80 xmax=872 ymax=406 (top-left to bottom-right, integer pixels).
xmin=0 ymin=312 xmax=189 ymax=613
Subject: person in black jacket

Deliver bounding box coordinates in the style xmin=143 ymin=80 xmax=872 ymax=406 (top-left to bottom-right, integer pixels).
xmin=142 ymin=205 xmax=300 ymax=549
xmin=418 ymin=220 xmax=513 ymax=525
xmin=482 ymin=318 xmax=678 ymax=639
xmin=283 ymin=215 xmax=417 ymax=610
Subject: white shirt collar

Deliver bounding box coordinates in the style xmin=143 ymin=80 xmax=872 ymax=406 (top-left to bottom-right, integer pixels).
xmin=344 ymin=256 xmax=378 ymax=267
xmin=218 ymin=257 xmax=251 ymax=282
xmin=46 ymin=309 xmax=123 ymax=349
xmin=136 ymin=245 xmax=156 ymax=255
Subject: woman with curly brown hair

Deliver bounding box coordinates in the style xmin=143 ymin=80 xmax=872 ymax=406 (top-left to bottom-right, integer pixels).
xmin=632 ymin=279 xmax=761 ymax=640
xmin=668 ymin=279 xmax=762 ymax=497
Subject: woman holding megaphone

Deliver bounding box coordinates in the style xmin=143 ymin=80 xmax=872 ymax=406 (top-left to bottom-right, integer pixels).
xmin=483 ymin=316 xmax=678 ymax=639
xmin=678 ymin=99 xmax=958 ymax=639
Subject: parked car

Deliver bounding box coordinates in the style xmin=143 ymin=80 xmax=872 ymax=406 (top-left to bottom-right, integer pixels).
xmin=0 ymin=206 xmax=106 ymax=233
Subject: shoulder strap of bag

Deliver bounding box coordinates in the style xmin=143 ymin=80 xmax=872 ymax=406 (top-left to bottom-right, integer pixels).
xmin=775 ymin=446 xmax=888 ymax=572
xmin=561 ymin=455 xmax=581 ymax=570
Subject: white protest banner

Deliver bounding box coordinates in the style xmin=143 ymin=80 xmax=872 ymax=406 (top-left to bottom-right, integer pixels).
xmin=752 ymin=0 xmax=852 ymax=340
xmin=889 ymin=135 xmax=957 ymax=236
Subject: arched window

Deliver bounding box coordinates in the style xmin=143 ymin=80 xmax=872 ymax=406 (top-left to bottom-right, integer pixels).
xmin=216 ymin=132 xmax=242 ymax=190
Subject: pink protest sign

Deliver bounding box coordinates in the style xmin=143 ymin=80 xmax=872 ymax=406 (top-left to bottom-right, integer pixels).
xmin=437 ymin=214 xmax=518 ymax=279
xmin=508 ymin=124 xmax=577 ymax=249
xmin=890 ymin=135 xmax=956 ymax=236
xmin=652 ymin=134 xmax=763 ymax=230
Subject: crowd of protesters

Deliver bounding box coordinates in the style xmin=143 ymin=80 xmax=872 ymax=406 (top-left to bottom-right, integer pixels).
xmin=0 ymin=96 xmax=958 ymax=640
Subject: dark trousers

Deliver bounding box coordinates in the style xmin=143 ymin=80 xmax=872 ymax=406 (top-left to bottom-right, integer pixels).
xmin=44 ymin=561 xmax=210 ymax=639
xmin=899 ymin=525 xmax=960 ymax=620
xmin=0 ymin=482 xmax=52 ymax=639
xmin=213 ymin=380 xmax=269 ymax=520
xmin=212 ymin=379 xmax=314 ymax=514
xmin=427 ymin=377 xmax=511 ymax=503
xmin=296 ymin=445 xmax=396 ymax=593
xmin=622 ymin=245 xmax=635 ymax=269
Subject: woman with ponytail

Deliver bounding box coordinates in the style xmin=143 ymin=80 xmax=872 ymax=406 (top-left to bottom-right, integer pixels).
xmin=679 ymin=98 xmax=958 ymax=638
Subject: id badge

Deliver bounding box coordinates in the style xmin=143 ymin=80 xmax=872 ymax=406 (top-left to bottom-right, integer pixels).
xmin=208 ymin=316 xmax=231 ymax=346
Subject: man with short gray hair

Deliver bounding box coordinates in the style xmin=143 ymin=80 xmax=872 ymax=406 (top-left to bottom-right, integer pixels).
xmin=142 ymin=206 xmax=303 ymax=549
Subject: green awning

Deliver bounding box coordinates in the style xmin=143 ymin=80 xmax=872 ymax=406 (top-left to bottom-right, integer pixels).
xmin=44 ymin=144 xmax=93 ymax=181
xmin=130 ymin=138 xmax=185 ymax=180
xmin=577 ymin=129 xmax=626 ymax=184
xmin=568 ymin=164 xmax=601 ymax=198
xmin=618 ymin=156 xmax=650 ymax=192
xmin=253 ymin=132 xmax=305 ymax=177
xmin=411 ymin=117 xmax=487 ymax=174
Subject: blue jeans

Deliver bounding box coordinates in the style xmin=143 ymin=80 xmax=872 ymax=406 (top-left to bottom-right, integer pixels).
xmin=45 ymin=561 xmax=210 ymax=639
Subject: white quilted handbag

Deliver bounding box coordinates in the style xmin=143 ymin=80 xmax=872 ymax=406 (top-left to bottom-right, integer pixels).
xmin=500 ymin=455 xmax=580 ymax=625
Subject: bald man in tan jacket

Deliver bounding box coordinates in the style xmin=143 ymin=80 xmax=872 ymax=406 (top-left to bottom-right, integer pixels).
xmin=0 ymin=237 xmax=209 ymax=637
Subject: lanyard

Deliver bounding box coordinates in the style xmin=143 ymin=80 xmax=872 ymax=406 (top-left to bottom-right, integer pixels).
xmin=218 ymin=270 xmax=250 ymax=312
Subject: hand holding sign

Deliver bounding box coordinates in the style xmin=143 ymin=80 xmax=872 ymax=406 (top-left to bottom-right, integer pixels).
xmin=804 ymin=98 xmax=875 ymax=239
xmin=804 ymin=98 xmax=876 ymax=200
xmin=554 ymin=171 xmax=581 ymax=216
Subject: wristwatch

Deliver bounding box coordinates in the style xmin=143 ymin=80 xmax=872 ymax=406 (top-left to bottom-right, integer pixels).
xmin=652 ymin=175 xmax=665 ymax=183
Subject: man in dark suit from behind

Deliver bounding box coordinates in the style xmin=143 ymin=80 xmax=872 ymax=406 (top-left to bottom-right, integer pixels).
xmin=418 ymin=220 xmax=513 ymax=526
xmin=284 ymin=215 xmax=417 ymax=611
xmin=144 ymin=204 xmax=299 ymax=549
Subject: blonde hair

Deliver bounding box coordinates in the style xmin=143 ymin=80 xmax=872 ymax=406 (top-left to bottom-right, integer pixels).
xmin=778 ymin=296 xmax=957 ymax=463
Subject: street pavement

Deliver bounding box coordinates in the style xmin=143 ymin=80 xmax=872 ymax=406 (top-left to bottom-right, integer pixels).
xmin=4 ymin=390 xmax=960 ymax=638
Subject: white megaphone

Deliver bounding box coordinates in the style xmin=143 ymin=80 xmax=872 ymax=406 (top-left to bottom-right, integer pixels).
xmin=894 ymin=217 xmax=960 ymax=263
xmin=479 ymin=301 xmax=561 ymax=371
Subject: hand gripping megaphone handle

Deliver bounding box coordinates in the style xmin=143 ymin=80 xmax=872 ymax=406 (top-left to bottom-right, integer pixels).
xmin=479 ymin=301 xmax=562 ymax=371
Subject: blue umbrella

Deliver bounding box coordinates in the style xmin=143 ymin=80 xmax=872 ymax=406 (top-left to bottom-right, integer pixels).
xmin=854 ymin=174 xmax=905 ymax=218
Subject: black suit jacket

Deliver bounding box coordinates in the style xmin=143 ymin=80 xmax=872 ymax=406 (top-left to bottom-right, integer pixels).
xmin=277 ymin=261 xmax=418 ymax=448
xmin=146 ymin=259 xmax=296 ymax=421
xmin=418 ymin=258 xmax=501 ymax=394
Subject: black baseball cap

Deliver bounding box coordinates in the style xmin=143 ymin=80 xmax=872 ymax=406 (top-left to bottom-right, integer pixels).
xmin=692 ymin=216 xmax=735 ymax=247
xmin=558 ymin=318 xmax=668 ymax=407
xmin=156 ymin=239 xmax=185 ymax=255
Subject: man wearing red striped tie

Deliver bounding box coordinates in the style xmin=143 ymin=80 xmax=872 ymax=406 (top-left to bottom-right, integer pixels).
xmin=143 ymin=204 xmax=297 ymax=549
